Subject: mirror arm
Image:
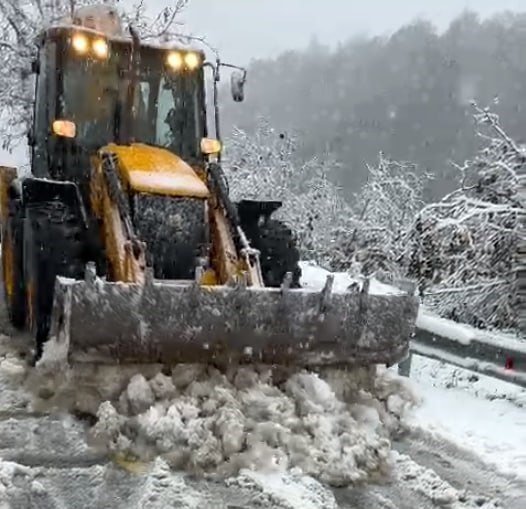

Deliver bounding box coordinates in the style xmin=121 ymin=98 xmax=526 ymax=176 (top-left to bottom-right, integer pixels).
xmin=203 ymin=60 xmax=247 ymax=163
xmin=219 ymin=62 xmax=248 ymax=82
xmin=204 ymin=60 xmax=222 ymax=161
xmin=122 ymin=25 xmax=141 ymax=145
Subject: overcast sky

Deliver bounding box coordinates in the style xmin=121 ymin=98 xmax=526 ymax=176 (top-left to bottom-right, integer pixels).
xmin=176 ymin=0 xmax=526 ymax=64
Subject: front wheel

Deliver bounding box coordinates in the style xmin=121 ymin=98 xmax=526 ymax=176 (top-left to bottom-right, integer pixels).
xmin=24 ymin=202 xmax=86 ymax=359
xmin=250 ymin=219 xmax=302 ymax=288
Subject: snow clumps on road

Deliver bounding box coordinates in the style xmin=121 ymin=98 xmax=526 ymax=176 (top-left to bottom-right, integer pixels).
xmin=91 ymin=364 xmax=417 ymax=487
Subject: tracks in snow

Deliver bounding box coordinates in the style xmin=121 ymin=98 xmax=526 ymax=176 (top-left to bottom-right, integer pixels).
xmin=0 ymin=319 xmax=524 ymax=507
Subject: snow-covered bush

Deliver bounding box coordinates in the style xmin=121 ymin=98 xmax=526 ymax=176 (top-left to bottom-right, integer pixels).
xmin=341 ymin=154 xmax=430 ymax=275
xmin=224 ymin=119 xmax=355 ymax=267
xmin=0 ymin=0 xmax=190 ymax=149
xmin=225 ymin=122 xmax=430 ymax=274
xmin=405 ymin=104 xmax=525 ymax=331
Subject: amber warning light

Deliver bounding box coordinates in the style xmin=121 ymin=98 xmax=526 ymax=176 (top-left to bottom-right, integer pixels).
xmin=52 ymin=120 xmax=76 ymax=138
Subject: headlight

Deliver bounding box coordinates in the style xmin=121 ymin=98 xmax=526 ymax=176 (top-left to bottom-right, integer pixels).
xmin=72 ymin=33 xmax=89 ymax=55
xmin=184 ymin=52 xmax=200 ymax=70
xmin=92 ymin=38 xmax=109 ymax=59
xmin=167 ymin=51 xmax=183 ymax=70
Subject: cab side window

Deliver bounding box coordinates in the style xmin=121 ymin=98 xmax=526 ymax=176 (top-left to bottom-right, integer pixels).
xmin=32 ymin=42 xmax=56 ymax=177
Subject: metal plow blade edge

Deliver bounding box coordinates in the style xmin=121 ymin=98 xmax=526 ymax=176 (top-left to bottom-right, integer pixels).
xmin=39 ymin=270 xmax=419 ymax=369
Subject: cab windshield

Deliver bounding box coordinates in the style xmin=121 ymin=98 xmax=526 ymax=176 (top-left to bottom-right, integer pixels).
xmin=59 ymin=38 xmax=205 ymax=161
xmin=133 ymin=48 xmax=205 ymax=160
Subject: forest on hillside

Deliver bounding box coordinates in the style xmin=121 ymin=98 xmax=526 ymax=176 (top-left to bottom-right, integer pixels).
xmin=222 ymin=10 xmax=526 ymax=202
xmin=225 ymin=106 xmax=525 ymax=333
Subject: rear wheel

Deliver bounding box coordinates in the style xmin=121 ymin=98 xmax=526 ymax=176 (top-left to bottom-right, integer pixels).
xmin=1 ymin=199 xmax=26 ymax=329
xmin=24 ymin=201 xmax=86 ymax=358
xmin=249 ymin=219 xmax=302 ymax=288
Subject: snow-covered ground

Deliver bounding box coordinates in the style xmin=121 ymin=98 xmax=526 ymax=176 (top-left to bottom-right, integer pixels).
xmin=2 ymin=331 xmax=523 ymax=509
xmin=407 ymin=356 xmax=526 ymax=481
xmin=301 ymin=261 xmax=526 ymax=484
xmin=0 ymin=261 xmax=523 ymax=508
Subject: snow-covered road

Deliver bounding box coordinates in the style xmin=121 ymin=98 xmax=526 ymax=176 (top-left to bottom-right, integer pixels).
xmin=0 ymin=263 xmax=524 ymax=508
xmin=0 ymin=388 xmax=524 ymax=508
xmin=0 ymin=330 xmax=524 ymax=508
xmin=408 ymin=357 xmax=526 ymax=482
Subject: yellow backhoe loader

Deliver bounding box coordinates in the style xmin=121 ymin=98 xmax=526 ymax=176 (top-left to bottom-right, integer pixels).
xmin=0 ymin=5 xmax=418 ymax=368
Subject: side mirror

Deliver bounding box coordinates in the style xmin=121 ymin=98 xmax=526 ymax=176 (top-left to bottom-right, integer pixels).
xmin=231 ymin=70 xmax=246 ymax=103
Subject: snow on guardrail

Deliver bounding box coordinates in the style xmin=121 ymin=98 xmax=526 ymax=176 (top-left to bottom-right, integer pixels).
xmin=412 ymin=310 xmax=526 ymax=388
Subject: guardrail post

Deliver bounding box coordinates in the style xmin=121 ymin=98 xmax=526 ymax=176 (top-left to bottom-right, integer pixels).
xmin=398 ymin=352 xmax=412 ymax=378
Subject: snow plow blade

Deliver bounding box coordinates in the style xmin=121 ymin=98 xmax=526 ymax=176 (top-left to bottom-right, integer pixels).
xmin=39 ymin=272 xmax=419 ymax=368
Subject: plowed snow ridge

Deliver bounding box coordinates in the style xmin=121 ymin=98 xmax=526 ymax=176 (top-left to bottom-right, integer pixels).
xmin=88 ymin=364 xmax=417 ymax=486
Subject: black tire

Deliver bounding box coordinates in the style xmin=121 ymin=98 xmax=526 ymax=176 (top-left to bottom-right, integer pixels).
xmin=251 ymin=219 xmax=302 ymax=288
xmin=24 ymin=201 xmax=86 ymax=358
xmin=1 ymin=199 xmax=26 ymax=329
xmin=133 ymin=194 xmax=206 ymax=280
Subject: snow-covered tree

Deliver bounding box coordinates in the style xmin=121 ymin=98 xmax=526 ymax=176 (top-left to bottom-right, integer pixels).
xmin=0 ymin=0 xmax=190 ymax=149
xmin=224 ymin=121 xmax=432 ymax=274
xmin=224 ymin=119 xmax=355 ymax=266
xmin=342 ymin=154 xmax=430 ymax=275
xmin=405 ymin=104 xmax=525 ymax=331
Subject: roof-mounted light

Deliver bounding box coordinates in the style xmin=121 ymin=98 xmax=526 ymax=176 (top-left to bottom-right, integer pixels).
xmin=92 ymin=38 xmax=109 ymax=59
xmin=184 ymin=52 xmax=200 ymax=70
xmin=72 ymin=33 xmax=89 ymax=55
xmin=167 ymin=51 xmax=183 ymax=70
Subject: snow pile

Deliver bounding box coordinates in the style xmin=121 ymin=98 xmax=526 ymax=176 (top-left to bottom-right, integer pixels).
xmin=393 ymin=452 xmax=499 ymax=508
xmin=135 ymin=458 xmax=203 ymax=509
xmin=26 ymin=362 xmax=163 ymax=416
xmin=0 ymin=459 xmax=31 ymax=505
xmin=0 ymin=345 xmax=31 ymax=412
xmin=90 ymin=365 xmax=417 ymax=486
xmin=393 ymin=451 xmax=458 ymax=506
xmin=0 ymin=354 xmax=26 ymax=381
xmin=299 ymin=260 xmax=402 ymax=295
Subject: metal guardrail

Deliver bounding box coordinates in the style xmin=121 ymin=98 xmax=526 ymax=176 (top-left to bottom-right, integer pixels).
xmin=401 ymin=311 xmax=526 ymax=388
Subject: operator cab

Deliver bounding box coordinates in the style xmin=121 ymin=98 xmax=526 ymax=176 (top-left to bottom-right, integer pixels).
xmin=30 ymin=8 xmax=207 ymax=182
